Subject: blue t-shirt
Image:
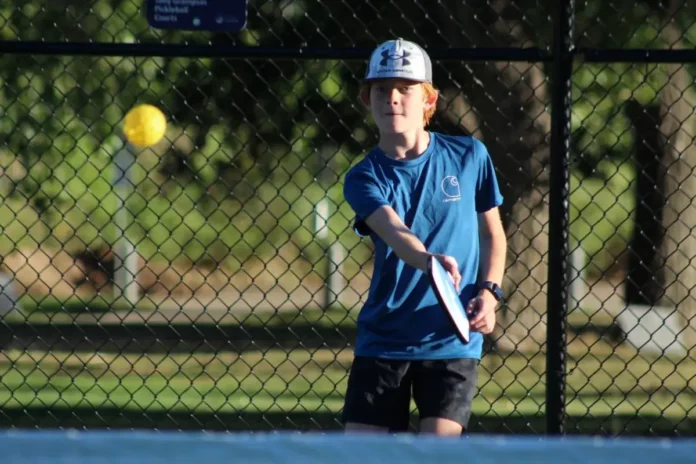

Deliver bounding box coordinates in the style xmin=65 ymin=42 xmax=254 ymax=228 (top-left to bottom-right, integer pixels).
xmin=343 ymin=132 xmax=503 ymax=360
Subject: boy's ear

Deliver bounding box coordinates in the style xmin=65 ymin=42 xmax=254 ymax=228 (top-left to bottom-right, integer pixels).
xmin=424 ymin=89 xmax=439 ymax=110
xmin=359 ymin=86 xmax=371 ymax=106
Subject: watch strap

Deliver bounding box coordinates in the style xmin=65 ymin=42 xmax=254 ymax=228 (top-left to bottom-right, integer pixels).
xmin=480 ymin=281 xmax=504 ymax=301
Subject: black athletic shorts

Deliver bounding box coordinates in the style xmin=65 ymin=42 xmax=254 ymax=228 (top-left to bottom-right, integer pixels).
xmin=341 ymin=356 xmax=479 ymax=432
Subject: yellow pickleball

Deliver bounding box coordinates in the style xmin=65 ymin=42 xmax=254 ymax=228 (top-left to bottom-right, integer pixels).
xmin=123 ymin=104 xmax=167 ymax=147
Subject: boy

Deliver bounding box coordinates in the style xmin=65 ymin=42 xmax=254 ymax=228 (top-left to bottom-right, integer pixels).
xmin=341 ymin=38 xmax=507 ymax=436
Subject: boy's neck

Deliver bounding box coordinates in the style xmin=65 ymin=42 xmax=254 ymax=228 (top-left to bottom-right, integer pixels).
xmin=378 ymin=129 xmax=431 ymax=161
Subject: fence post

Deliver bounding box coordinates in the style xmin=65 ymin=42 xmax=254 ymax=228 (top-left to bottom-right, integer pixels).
xmin=314 ymin=198 xmax=333 ymax=309
xmin=547 ymin=0 xmax=574 ymax=435
xmin=113 ymin=145 xmax=140 ymax=306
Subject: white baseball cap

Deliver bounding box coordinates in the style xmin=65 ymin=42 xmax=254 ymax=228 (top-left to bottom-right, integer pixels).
xmin=364 ymin=38 xmax=433 ymax=83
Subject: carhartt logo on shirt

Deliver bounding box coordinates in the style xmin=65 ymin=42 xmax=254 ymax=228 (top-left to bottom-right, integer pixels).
xmin=441 ymin=176 xmax=461 ymax=202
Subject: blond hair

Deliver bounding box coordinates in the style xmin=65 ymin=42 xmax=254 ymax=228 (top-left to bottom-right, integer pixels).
xmin=360 ymin=82 xmax=438 ymax=126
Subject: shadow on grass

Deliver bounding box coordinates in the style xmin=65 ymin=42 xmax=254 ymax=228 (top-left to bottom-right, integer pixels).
xmin=19 ymin=296 xmax=114 ymax=314
xmin=0 ymin=317 xmax=620 ymax=354
xmin=0 ymin=406 xmax=693 ymax=437
xmin=0 ymin=321 xmax=357 ymax=352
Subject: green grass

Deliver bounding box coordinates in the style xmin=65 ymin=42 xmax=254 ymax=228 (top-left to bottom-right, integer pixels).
xmin=1 ymin=344 xmax=693 ymax=424
xmin=16 ymin=294 xmax=115 ymax=314
xmin=2 ymin=299 xmax=694 ymax=433
xmin=0 ymin=349 xmax=350 ymax=416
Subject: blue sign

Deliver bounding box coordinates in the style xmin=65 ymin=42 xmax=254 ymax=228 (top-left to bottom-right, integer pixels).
xmin=147 ymin=0 xmax=247 ymax=32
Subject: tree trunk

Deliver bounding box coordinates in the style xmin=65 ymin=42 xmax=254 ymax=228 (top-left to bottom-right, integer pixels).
xmin=624 ymin=101 xmax=665 ymax=305
xmin=436 ymin=0 xmax=551 ymax=352
xmin=657 ymin=6 xmax=696 ymax=351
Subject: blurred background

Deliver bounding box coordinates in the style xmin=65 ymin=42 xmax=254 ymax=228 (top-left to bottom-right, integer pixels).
xmin=0 ymin=0 xmax=694 ymax=436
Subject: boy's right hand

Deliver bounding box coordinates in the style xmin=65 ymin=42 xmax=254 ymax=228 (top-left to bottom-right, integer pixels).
xmin=431 ymin=254 xmax=461 ymax=291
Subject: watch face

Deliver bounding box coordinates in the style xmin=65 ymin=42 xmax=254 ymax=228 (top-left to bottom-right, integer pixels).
xmin=484 ymin=282 xmax=503 ymax=300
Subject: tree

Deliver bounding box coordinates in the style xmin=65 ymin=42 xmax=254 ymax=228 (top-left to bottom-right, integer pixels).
xmin=426 ymin=0 xmax=553 ymax=351
xmin=4 ymin=0 xmax=694 ymax=348
xmin=654 ymin=0 xmax=696 ymax=351
xmin=576 ymin=0 xmax=696 ymax=351
xmin=624 ymin=100 xmax=665 ymax=306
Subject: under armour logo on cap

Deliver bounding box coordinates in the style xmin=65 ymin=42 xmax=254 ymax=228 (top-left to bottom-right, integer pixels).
xmin=364 ymin=38 xmax=432 ymax=83
xmin=379 ymin=48 xmax=411 ymax=67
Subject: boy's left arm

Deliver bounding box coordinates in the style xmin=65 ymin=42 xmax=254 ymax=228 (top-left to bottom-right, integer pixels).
xmin=467 ymin=207 xmax=507 ymax=334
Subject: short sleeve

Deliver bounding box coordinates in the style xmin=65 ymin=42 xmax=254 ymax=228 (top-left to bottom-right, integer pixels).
xmin=474 ymin=140 xmax=504 ymax=213
xmin=343 ymin=166 xmax=389 ymax=236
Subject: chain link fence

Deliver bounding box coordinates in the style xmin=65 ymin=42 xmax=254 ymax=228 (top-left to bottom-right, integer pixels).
xmin=0 ymin=0 xmax=694 ymax=436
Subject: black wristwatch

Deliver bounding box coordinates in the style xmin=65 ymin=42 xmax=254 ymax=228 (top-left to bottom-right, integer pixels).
xmin=480 ymin=281 xmax=504 ymax=301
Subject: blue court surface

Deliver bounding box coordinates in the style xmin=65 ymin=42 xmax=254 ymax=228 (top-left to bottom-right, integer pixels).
xmin=2 ymin=430 xmax=696 ymax=463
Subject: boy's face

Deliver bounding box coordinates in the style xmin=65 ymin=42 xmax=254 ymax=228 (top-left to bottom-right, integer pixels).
xmin=366 ymin=79 xmax=434 ymax=135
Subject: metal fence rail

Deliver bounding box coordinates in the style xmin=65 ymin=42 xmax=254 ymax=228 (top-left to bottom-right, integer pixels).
xmin=0 ymin=0 xmax=695 ymax=436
